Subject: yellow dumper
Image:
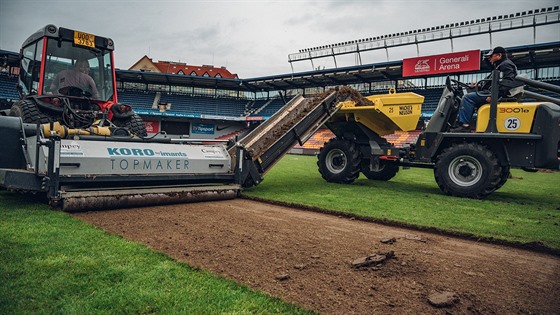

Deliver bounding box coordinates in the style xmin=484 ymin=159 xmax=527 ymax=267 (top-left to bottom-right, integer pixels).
xmin=318 ymin=76 xmax=560 ymax=199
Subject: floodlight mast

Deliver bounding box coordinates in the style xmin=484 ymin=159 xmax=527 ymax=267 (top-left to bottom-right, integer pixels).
xmin=287 ymin=6 xmax=560 ymax=72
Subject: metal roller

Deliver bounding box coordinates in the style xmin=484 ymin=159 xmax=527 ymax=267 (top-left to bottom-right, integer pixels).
xmin=59 ymin=184 xmax=241 ymax=212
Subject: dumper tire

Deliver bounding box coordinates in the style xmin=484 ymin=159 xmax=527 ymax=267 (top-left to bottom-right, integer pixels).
xmin=113 ymin=113 xmax=147 ymax=137
xmin=361 ymin=161 xmax=399 ymax=181
xmin=434 ymin=143 xmax=502 ymax=199
xmin=9 ymin=99 xmax=52 ymax=124
xmin=317 ymin=138 xmax=360 ymax=184
xmin=495 ymin=165 xmax=511 ymax=190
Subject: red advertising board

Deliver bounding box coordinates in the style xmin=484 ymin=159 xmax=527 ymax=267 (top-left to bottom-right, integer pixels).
xmin=143 ymin=120 xmax=160 ymax=133
xmin=402 ymin=50 xmax=480 ymax=77
xmin=246 ymin=116 xmax=264 ymax=121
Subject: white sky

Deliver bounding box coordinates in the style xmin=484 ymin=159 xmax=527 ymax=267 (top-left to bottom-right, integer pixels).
xmin=1 ymin=0 xmax=559 ymax=78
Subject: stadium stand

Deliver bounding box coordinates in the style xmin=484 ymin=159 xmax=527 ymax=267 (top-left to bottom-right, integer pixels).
xmin=247 ymin=99 xmax=270 ymax=115
xmin=291 ymin=128 xmax=424 ymax=155
xmin=214 ymin=128 xmax=248 ymax=141
xmin=118 ymin=89 xmax=247 ymax=117
xmin=252 ymin=97 xmax=293 ymax=117
xmin=0 ymin=73 xmax=19 ymax=101
xmin=160 ymin=94 xmax=246 ymax=117
xmin=118 ymin=90 xmax=156 ymax=110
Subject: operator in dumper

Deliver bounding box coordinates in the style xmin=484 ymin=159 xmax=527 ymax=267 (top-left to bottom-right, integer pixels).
xmin=49 ymin=58 xmax=99 ymax=99
xmin=451 ymin=46 xmax=518 ymax=132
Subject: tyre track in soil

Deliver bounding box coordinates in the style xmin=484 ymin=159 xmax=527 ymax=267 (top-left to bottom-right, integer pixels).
xmin=75 ymin=199 xmax=560 ymax=314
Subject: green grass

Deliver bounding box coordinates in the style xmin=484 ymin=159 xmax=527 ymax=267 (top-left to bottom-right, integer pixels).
xmin=0 ymin=192 xmax=314 ymax=315
xmin=243 ymin=155 xmax=560 ymax=251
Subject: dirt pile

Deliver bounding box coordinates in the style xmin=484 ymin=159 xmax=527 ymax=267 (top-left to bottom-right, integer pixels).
xmin=332 ymin=86 xmax=373 ymax=106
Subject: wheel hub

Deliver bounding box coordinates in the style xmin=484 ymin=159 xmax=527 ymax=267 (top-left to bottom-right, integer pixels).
xmin=449 ymin=155 xmax=482 ymax=187
xmin=326 ymin=149 xmax=347 ymax=174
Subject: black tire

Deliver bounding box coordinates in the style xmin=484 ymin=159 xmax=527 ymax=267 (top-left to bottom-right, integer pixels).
xmin=9 ymin=99 xmax=52 ymax=124
xmin=434 ymin=143 xmax=502 ymax=199
xmin=317 ymin=138 xmax=360 ymax=183
xmin=113 ymin=113 xmax=147 ymax=137
xmin=495 ymin=165 xmax=511 ymax=190
xmin=361 ymin=160 xmax=399 ymax=181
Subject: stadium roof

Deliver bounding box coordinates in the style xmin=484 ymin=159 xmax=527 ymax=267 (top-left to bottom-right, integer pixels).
xmin=116 ymin=69 xmax=249 ymax=91
xmin=244 ymin=42 xmax=560 ymax=91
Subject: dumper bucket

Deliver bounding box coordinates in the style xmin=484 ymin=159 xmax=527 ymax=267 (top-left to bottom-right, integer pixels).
xmin=337 ymin=91 xmax=424 ymax=136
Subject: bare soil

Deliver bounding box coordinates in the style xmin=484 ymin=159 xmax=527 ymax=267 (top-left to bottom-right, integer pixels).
xmin=75 ymin=199 xmax=560 ymax=314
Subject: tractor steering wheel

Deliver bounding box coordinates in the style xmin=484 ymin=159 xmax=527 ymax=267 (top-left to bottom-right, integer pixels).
xmin=446 ymin=77 xmax=471 ymax=92
xmin=445 ymin=77 xmax=471 ymax=97
xmin=473 ymin=79 xmax=492 ymax=97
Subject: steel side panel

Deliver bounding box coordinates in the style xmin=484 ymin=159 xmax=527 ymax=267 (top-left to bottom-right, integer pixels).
xmin=30 ymin=138 xmax=233 ymax=176
xmin=0 ymin=169 xmax=43 ymax=191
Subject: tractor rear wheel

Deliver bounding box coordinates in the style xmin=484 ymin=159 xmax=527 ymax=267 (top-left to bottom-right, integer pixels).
xmin=361 ymin=161 xmax=399 ymax=181
xmin=434 ymin=143 xmax=502 ymax=199
xmin=9 ymin=99 xmax=52 ymax=124
xmin=113 ymin=113 xmax=147 ymax=137
xmin=317 ymin=138 xmax=360 ymax=183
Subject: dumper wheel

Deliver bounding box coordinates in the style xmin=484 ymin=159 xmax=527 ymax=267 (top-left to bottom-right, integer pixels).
xmin=361 ymin=161 xmax=399 ymax=181
xmin=434 ymin=143 xmax=502 ymax=199
xmin=495 ymin=165 xmax=511 ymax=190
xmin=9 ymin=99 xmax=52 ymax=124
xmin=113 ymin=113 xmax=147 ymax=137
xmin=317 ymin=138 xmax=360 ymax=183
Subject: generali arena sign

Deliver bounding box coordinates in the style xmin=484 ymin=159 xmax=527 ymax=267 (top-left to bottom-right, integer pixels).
xmin=402 ymin=50 xmax=480 ymax=77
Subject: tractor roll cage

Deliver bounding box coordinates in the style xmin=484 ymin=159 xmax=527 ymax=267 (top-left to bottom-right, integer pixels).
xmin=18 ymin=25 xmax=117 ymax=102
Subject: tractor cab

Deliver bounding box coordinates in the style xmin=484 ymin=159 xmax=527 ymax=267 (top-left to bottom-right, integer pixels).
xmin=18 ymin=24 xmax=116 ymax=102
xmin=11 ymin=25 xmax=146 ymax=136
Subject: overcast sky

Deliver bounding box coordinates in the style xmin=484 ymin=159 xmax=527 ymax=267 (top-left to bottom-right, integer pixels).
xmin=1 ymin=0 xmax=559 ymax=78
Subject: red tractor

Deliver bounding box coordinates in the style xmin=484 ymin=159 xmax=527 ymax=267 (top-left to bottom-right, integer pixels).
xmin=10 ymin=24 xmax=147 ymax=137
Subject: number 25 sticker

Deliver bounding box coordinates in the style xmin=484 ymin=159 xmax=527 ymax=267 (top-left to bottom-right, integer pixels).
xmin=504 ymin=117 xmax=520 ymax=131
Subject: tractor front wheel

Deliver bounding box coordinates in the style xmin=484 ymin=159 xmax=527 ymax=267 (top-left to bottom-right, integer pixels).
xmin=113 ymin=113 xmax=148 ymax=137
xmin=9 ymin=99 xmax=52 ymax=124
xmin=317 ymin=138 xmax=360 ymax=183
xmin=434 ymin=143 xmax=502 ymax=199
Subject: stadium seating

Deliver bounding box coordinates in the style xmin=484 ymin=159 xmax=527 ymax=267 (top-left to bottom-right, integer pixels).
xmin=292 ymin=128 xmax=423 ymax=154
xmin=118 ymin=90 xmax=247 ymax=117
xmin=161 ymin=94 xmax=246 ymax=116
xmin=118 ymin=89 xmax=156 ymax=110
xmin=252 ymin=97 xmax=294 ymax=117
xmin=0 ymin=74 xmax=19 ymax=101
xmin=214 ymin=128 xmax=248 ymax=141
xmin=1 ymin=74 xmax=556 ymax=120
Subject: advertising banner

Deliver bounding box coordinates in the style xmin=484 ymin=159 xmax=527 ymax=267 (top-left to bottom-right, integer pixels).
xmin=246 ymin=116 xmax=265 ymax=121
xmin=144 ymin=120 xmax=160 ymax=133
xmin=192 ymin=123 xmax=215 ymax=134
xmin=403 ymin=50 xmax=480 ymax=77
